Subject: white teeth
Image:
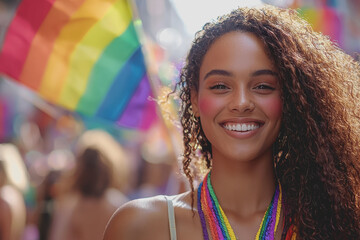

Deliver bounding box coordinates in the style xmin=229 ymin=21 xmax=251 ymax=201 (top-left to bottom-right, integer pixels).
xmin=224 ymin=123 xmax=259 ymax=132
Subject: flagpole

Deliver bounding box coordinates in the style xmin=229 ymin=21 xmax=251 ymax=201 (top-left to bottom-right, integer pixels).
xmin=127 ymin=0 xmax=184 ymax=164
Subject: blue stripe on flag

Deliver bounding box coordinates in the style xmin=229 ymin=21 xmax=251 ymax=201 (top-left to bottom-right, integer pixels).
xmin=96 ymin=47 xmax=146 ymax=121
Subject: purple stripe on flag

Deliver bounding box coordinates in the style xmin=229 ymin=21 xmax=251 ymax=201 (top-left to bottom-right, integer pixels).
xmin=139 ymin=92 xmax=157 ymax=130
xmin=116 ymin=74 xmax=157 ymax=129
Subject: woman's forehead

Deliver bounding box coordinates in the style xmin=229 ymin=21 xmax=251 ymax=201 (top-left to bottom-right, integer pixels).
xmin=199 ymin=32 xmax=275 ymax=81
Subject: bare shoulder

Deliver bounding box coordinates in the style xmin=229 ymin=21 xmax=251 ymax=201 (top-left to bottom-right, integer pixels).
xmin=103 ymin=194 xmax=172 ymax=240
xmin=103 ymin=191 xmax=203 ymax=240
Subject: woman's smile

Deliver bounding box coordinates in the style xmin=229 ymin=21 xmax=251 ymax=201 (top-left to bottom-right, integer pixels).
xmin=220 ymin=118 xmax=264 ymax=138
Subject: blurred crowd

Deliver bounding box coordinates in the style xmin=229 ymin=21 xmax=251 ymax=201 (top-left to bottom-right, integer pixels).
xmin=0 ymin=123 xmax=186 ymax=240
xmin=0 ymin=0 xmax=359 ymax=239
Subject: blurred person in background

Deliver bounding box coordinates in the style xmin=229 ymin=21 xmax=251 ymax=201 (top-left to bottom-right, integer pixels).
xmin=0 ymin=143 xmax=28 ymax=240
xmin=35 ymin=170 xmax=62 ymax=240
xmin=0 ymin=159 xmax=26 ymax=240
xmin=49 ymin=141 xmax=128 ymax=240
xmin=0 ymin=160 xmax=11 ymax=240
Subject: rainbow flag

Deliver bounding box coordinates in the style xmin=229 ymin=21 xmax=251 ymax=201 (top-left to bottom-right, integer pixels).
xmin=0 ymin=0 xmax=157 ymax=130
xmin=293 ymin=0 xmax=343 ymax=48
xmin=298 ymin=6 xmax=342 ymax=46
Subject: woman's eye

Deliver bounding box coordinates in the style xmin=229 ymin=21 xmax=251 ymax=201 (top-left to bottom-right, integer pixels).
xmin=210 ymin=84 xmax=228 ymax=90
xmin=254 ymin=84 xmax=275 ymax=90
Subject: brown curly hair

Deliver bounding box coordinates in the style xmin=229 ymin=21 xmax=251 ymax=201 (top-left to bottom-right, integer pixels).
xmin=176 ymin=5 xmax=360 ymax=239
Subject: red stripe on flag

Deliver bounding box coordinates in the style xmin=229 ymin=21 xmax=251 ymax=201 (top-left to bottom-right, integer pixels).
xmin=0 ymin=0 xmax=56 ymax=81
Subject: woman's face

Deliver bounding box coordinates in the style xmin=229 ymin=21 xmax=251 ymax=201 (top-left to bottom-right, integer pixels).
xmin=191 ymin=31 xmax=282 ymax=163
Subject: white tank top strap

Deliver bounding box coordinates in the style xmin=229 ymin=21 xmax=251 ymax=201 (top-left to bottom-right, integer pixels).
xmin=164 ymin=196 xmax=177 ymax=240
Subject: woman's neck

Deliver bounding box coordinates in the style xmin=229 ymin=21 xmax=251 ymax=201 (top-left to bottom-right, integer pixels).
xmin=209 ymin=153 xmax=276 ymax=218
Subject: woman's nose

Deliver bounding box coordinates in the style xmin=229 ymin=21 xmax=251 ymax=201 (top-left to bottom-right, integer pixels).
xmin=228 ymin=88 xmax=255 ymax=113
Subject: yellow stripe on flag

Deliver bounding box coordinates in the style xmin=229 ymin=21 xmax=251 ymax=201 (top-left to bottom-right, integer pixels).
xmin=38 ymin=0 xmax=117 ymax=106
xmin=58 ymin=0 xmax=132 ymax=110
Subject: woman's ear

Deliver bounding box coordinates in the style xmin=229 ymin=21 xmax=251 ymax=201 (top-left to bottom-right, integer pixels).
xmin=190 ymin=89 xmax=199 ymax=117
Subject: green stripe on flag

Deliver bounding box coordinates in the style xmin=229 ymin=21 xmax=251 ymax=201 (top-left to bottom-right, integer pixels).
xmin=76 ymin=23 xmax=140 ymax=115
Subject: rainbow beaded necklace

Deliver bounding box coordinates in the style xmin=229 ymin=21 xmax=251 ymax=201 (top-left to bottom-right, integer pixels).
xmin=197 ymin=172 xmax=282 ymax=240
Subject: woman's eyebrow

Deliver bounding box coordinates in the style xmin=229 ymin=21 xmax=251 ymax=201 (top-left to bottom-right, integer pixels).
xmin=251 ymin=69 xmax=278 ymax=77
xmin=203 ymin=69 xmax=277 ymax=81
xmin=203 ymin=69 xmax=233 ymax=81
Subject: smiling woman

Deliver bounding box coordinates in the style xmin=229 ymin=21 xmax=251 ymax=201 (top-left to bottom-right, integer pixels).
xmin=191 ymin=31 xmax=282 ymax=166
xmin=103 ymin=5 xmax=360 ymax=240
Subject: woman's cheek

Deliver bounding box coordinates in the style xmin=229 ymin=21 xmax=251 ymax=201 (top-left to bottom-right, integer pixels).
xmin=198 ymin=96 xmax=222 ymax=116
xmin=261 ymin=96 xmax=283 ymax=119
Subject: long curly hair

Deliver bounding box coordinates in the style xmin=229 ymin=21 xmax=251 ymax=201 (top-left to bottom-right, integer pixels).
xmin=176 ymin=5 xmax=360 ymax=239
